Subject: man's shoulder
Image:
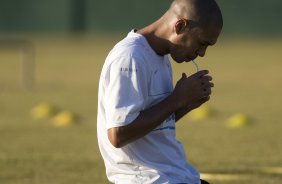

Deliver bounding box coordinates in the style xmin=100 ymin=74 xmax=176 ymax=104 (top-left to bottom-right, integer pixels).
xmin=104 ymin=37 xmax=148 ymax=69
xmin=113 ymin=35 xmax=147 ymax=58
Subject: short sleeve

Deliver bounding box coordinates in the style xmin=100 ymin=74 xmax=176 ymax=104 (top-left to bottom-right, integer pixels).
xmin=104 ymin=55 xmax=148 ymax=129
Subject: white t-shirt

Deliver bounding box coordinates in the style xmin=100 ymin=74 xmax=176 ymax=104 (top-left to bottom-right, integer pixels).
xmin=97 ymin=30 xmax=200 ymax=184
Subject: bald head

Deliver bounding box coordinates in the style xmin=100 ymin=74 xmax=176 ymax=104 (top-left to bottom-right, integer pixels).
xmin=137 ymin=0 xmax=223 ymax=59
xmin=168 ymin=0 xmax=223 ymax=29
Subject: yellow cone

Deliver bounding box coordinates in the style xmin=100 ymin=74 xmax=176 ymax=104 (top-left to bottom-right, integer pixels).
xmin=226 ymin=113 xmax=251 ymax=128
xmin=31 ymin=103 xmax=55 ymax=120
xmin=189 ymin=105 xmax=213 ymax=121
xmin=52 ymin=111 xmax=76 ymax=127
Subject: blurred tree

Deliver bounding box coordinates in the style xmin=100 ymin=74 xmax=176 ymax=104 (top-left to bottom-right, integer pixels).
xmin=0 ymin=0 xmax=281 ymax=36
xmin=70 ymin=0 xmax=86 ymax=32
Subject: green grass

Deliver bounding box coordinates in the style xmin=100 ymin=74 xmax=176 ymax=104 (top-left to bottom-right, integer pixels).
xmin=0 ymin=34 xmax=281 ymax=184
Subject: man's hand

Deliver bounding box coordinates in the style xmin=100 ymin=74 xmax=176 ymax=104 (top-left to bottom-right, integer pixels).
xmin=173 ymin=70 xmax=214 ymax=121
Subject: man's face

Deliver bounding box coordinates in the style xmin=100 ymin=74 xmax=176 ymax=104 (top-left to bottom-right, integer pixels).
xmin=170 ymin=23 xmax=221 ymax=63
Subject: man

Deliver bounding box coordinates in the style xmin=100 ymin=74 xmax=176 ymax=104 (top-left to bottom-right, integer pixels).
xmin=97 ymin=0 xmax=223 ymax=183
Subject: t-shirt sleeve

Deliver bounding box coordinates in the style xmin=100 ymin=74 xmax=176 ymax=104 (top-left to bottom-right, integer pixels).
xmin=104 ymin=55 xmax=148 ymax=129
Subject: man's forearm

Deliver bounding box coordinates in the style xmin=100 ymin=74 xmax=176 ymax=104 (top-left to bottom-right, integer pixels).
xmin=108 ymin=94 xmax=179 ymax=148
xmin=175 ymin=105 xmax=192 ymax=122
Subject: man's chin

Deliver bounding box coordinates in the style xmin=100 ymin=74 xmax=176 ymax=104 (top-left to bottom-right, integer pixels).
xmin=175 ymin=60 xmax=185 ymax=63
xmin=184 ymin=58 xmax=194 ymax=63
xmin=171 ymin=56 xmax=190 ymax=63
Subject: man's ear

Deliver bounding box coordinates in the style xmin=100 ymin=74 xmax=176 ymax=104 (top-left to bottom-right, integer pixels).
xmin=174 ymin=18 xmax=189 ymax=35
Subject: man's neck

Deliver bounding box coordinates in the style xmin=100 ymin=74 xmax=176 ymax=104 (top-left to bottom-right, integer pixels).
xmin=137 ymin=21 xmax=170 ymax=56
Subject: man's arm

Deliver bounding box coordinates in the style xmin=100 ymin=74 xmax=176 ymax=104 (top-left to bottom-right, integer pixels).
xmin=108 ymin=93 xmax=179 ymax=148
xmin=108 ymin=70 xmax=213 ymax=148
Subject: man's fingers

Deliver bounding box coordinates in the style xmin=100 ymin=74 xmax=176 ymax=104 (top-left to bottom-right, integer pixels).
xmin=192 ymin=70 xmax=209 ymax=78
xmin=203 ymin=96 xmax=210 ymax=101
xmin=201 ymin=81 xmax=214 ymax=88
xmin=204 ymin=82 xmax=214 ymax=88
xmin=202 ymin=75 xmax=213 ymax=81
xmin=201 ymin=75 xmax=214 ymax=88
xmin=203 ymin=87 xmax=212 ymax=96
xmin=182 ymin=73 xmax=187 ymax=79
xmin=199 ymin=96 xmax=210 ymax=103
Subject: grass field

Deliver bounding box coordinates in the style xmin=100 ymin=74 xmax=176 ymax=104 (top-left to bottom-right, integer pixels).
xmin=0 ymin=33 xmax=282 ymax=184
